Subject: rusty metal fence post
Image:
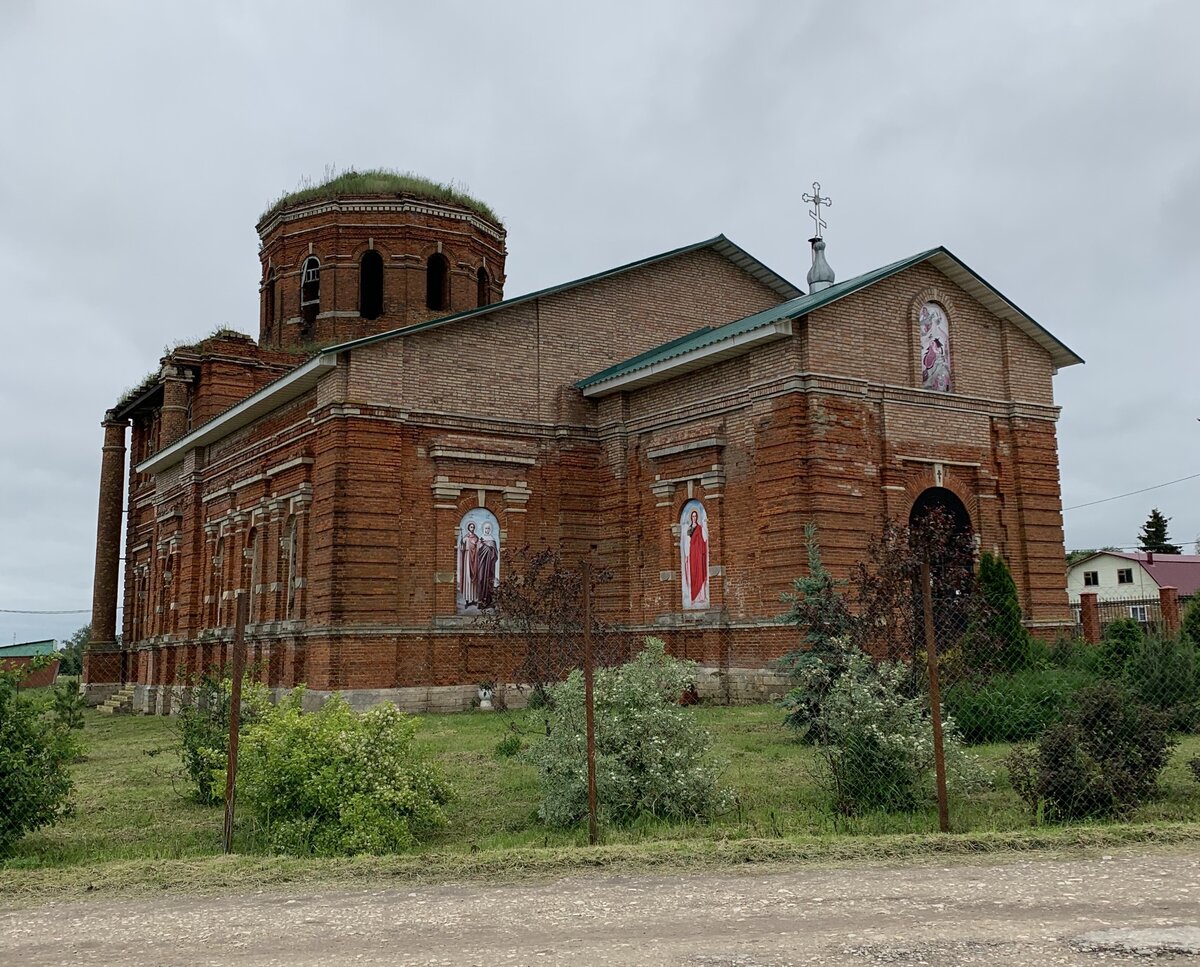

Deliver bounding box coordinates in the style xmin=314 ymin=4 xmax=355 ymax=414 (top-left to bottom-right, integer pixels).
xmin=920 ymin=558 xmax=951 ymax=833
xmin=222 ymin=591 xmax=249 ymax=854
xmin=581 ymin=558 xmax=599 ymax=845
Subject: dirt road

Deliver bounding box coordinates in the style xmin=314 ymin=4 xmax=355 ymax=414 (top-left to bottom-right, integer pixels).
xmin=3 ymin=850 xmax=1199 ymax=965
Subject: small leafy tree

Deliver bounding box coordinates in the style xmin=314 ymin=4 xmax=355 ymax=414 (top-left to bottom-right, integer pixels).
xmin=0 ymin=659 xmax=76 ymax=853
xmin=524 ymin=638 xmax=731 ymax=827
xmin=239 ymin=692 xmax=449 ymax=855
xmin=488 ymin=545 xmax=613 ymax=706
xmin=57 ymin=625 xmax=89 ymax=677
xmin=1139 ymin=508 xmax=1182 ymax=554
xmin=50 ymin=680 xmax=87 ymax=733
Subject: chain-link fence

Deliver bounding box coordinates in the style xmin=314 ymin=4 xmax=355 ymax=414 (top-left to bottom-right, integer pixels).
xmin=4 ymin=537 xmax=1200 ymax=869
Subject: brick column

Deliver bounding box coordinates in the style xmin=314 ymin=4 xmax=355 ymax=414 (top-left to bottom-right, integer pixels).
xmin=1080 ymin=592 xmax=1100 ymax=644
xmin=1159 ymin=586 xmax=1181 ymax=638
xmin=159 ymin=365 xmax=193 ymax=447
xmin=84 ymin=410 xmax=129 ymax=703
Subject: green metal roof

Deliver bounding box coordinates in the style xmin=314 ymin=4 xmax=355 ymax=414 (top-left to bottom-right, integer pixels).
xmin=576 ymin=246 xmax=1084 ymax=393
xmin=0 ymin=639 xmax=57 ymax=658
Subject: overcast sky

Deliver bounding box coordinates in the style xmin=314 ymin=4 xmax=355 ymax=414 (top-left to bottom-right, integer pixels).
xmin=2 ymin=0 xmax=1198 ymax=645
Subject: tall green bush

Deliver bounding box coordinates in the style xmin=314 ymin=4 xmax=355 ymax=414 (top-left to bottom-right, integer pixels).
xmin=1182 ymin=597 xmax=1200 ymax=646
xmin=1100 ymin=618 xmax=1144 ymax=675
xmin=239 ymin=692 xmax=449 ymax=855
xmin=0 ymin=661 xmax=77 ymax=853
xmin=973 ymin=552 xmax=1034 ymax=671
xmin=1120 ymin=635 xmax=1200 ymax=732
xmin=524 ymin=638 xmax=730 ymax=828
xmin=1007 ymin=683 xmax=1175 ymax=821
xmin=943 ymin=667 xmax=1096 ymax=744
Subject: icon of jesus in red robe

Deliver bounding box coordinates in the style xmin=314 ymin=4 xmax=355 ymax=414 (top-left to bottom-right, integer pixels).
xmin=685 ymin=507 xmax=708 ymax=607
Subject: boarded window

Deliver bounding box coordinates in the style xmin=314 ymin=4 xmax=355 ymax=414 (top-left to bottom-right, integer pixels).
xmin=359 ymin=250 xmax=384 ymax=320
xmin=264 ymin=270 xmax=276 ymax=341
xmin=476 ymin=266 xmax=490 ymax=307
xmin=426 ymin=253 xmax=449 ymax=311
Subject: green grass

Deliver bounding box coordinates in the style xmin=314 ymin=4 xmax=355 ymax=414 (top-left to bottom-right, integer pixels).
xmin=260 ymin=168 xmax=500 ymax=224
xmin=4 ymin=704 xmax=1200 ymax=902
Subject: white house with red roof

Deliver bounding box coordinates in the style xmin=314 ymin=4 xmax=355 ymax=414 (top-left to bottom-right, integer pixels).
xmin=1068 ymin=551 xmax=1200 ymax=624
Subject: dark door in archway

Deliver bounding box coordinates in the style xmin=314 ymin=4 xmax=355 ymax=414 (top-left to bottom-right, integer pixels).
xmin=909 ymin=487 xmax=975 ymax=659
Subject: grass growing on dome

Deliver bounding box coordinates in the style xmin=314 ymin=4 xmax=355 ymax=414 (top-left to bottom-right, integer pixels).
xmin=261 ymin=168 xmax=500 ymax=224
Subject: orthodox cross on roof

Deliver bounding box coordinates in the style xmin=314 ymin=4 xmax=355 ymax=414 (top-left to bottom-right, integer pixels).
xmin=802 ymin=181 xmax=832 ymax=239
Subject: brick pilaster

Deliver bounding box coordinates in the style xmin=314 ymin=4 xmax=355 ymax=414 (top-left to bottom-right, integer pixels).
xmin=159 ymin=365 xmax=193 ymax=447
xmin=1160 ymin=586 xmax=1181 ymax=638
xmin=85 ymin=410 xmax=129 ymax=695
xmin=1080 ymin=592 xmax=1100 ymax=644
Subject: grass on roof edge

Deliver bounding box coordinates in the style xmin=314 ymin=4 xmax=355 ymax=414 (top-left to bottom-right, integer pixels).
xmin=260 ymin=168 xmax=500 ymax=225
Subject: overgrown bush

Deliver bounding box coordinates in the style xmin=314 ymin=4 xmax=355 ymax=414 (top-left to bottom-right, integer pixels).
xmin=1100 ymin=618 xmax=1144 ymax=675
xmin=239 ymin=692 xmax=449 ymax=855
xmin=943 ymin=667 xmax=1096 ymax=744
xmin=0 ymin=661 xmax=77 ymax=853
xmin=523 ymin=638 xmax=730 ymax=828
xmin=176 ymin=670 xmax=270 ymax=804
xmin=781 ymin=515 xmax=981 ymax=737
xmin=1183 ymin=598 xmax=1200 ymax=645
xmin=1120 ymin=635 xmax=1200 ymax=732
xmin=1047 ymin=636 xmax=1105 ymax=675
xmin=1007 ymin=683 xmax=1175 ymax=822
xmin=800 ymin=647 xmax=983 ymax=815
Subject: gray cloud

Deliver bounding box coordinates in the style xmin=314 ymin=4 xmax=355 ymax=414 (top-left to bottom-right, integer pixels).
xmin=3 ymin=0 xmax=1198 ymax=644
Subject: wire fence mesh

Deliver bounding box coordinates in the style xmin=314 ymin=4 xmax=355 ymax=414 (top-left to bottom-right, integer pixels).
xmin=3 ymin=538 xmax=1200 ymax=867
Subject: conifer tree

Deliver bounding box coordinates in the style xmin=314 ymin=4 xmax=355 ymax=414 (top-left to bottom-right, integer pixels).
xmin=1138 ymin=508 xmax=1182 ymax=554
xmin=976 ymin=551 xmax=1033 ymax=670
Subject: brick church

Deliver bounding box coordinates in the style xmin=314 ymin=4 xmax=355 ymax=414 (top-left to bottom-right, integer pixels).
xmin=84 ymin=172 xmax=1082 ymax=712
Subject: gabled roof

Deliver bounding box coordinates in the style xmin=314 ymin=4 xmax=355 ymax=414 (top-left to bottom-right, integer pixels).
xmin=0 ymin=639 xmax=57 ymax=658
xmin=324 ymin=234 xmax=801 ymax=357
xmin=1071 ymin=551 xmax=1200 ymax=597
xmin=136 ymin=235 xmax=799 ymax=475
xmin=577 ymin=246 xmax=1084 ymax=397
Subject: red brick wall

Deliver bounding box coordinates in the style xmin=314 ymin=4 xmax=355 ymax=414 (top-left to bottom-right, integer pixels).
xmin=257 ymin=196 xmax=507 ymax=349
xmin=119 ymin=252 xmax=1073 ymax=696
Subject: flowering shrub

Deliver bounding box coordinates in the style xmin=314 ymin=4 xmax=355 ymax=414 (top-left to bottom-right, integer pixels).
xmin=799 ymin=648 xmax=984 ymax=815
xmin=175 ymin=670 xmax=271 ymax=804
xmin=239 ymin=692 xmax=449 ymax=855
xmin=524 ymin=638 xmax=731 ymax=827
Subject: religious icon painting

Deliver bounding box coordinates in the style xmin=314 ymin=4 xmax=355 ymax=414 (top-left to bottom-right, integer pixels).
xmin=679 ymin=499 xmax=710 ymax=610
xmin=456 ymin=508 xmax=501 ymax=614
xmin=919 ymin=302 xmax=952 ymax=392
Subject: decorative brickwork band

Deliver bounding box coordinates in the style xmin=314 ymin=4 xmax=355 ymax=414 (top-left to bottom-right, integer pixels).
xmin=86 ymin=411 xmax=129 ymax=689
xmin=1080 ymin=592 xmax=1100 ymax=645
xmin=1159 ymin=586 xmax=1180 ymax=638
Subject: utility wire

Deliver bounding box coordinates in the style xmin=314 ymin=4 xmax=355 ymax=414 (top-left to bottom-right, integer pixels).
xmin=1 ymin=607 xmax=122 ymax=614
xmin=1063 ymin=470 xmax=1200 ymax=511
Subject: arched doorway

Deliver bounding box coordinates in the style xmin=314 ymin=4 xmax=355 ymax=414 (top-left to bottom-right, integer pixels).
xmin=909 ymin=487 xmax=975 ymax=657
